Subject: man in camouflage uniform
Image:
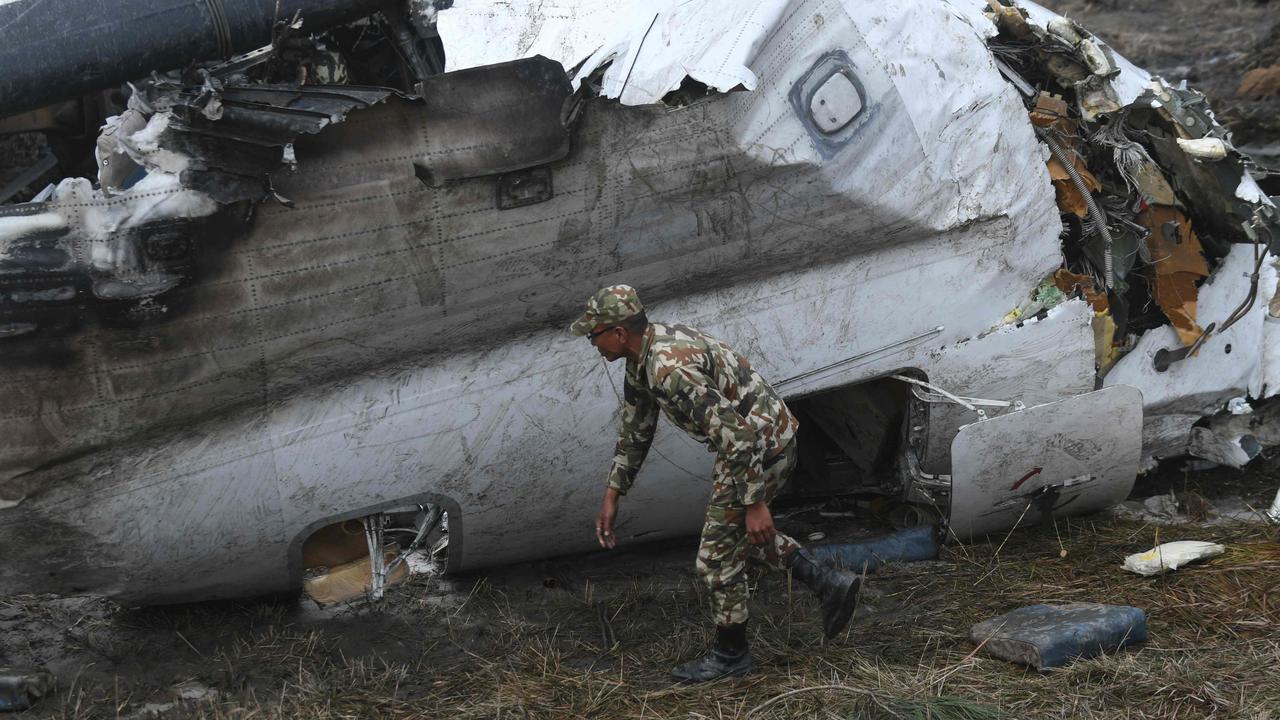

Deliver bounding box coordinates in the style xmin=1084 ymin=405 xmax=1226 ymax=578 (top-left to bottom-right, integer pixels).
xmin=572 ymin=285 xmax=861 ymax=682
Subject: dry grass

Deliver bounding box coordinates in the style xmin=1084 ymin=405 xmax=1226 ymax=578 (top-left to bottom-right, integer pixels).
xmin=24 ymin=515 xmax=1279 ymax=720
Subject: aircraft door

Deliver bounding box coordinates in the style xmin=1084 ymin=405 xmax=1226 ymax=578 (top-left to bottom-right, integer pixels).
xmin=947 ymin=386 xmax=1143 ymax=541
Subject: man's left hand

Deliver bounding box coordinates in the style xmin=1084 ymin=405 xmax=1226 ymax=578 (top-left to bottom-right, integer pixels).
xmin=745 ymin=501 xmax=776 ymax=545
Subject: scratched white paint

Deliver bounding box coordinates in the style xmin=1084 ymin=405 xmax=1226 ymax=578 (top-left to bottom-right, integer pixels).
xmin=439 ymin=0 xmax=1150 ymax=109
xmin=950 ymin=385 xmax=1143 ymax=539
xmin=40 ymin=243 xmax=1098 ymax=603
xmin=439 ymin=0 xmax=790 ymax=105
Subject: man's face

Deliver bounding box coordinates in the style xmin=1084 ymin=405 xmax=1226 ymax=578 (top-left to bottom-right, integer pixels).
xmin=588 ymin=323 xmax=627 ymax=362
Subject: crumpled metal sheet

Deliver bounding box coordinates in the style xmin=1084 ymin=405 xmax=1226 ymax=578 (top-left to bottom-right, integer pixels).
xmin=1018 ymin=1 xmax=1151 ymax=106
xmin=438 ymin=0 xmax=791 ymax=106
xmin=1138 ymin=204 xmax=1210 ymax=347
xmin=1105 ymin=245 xmax=1280 ymax=463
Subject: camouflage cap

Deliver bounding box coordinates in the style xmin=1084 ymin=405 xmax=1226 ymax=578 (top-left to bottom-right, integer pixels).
xmin=570 ymin=285 xmax=644 ymax=335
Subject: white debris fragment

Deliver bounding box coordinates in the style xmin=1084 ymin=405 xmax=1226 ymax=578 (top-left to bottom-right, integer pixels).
xmin=1147 ymin=492 xmax=1181 ymax=518
xmin=1045 ymin=17 xmax=1082 ymax=46
xmin=1235 ymin=171 xmax=1272 ymax=205
xmin=1267 ymin=489 xmax=1280 ymax=524
xmin=1122 ymin=541 xmax=1225 ymax=576
xmin=127 ymin=112 xmax=170 ymax=154
xmin=1227 ymin=397 xmax=1253 ymax=415
xmin=0 ymin=211 xmax=67 ymax=239
xmin=410 ymin=0 xmax=440 ymax=26
xmin=79 ymin=173 xmax=218 ymax=245
xmin=1187 ymin=426 xmax=1260 ymax=468
xmin=1176 ymin=137 xmax=1228 ymax=161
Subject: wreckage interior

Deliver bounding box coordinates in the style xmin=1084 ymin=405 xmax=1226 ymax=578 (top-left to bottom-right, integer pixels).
xmin=985 ymin=3 xmax=1276 ymax=383
xmin=301 ymin=505 xmax=449 ymax=606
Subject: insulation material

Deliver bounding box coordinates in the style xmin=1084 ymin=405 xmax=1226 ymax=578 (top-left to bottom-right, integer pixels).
xmin=1139 ymin=205 xmax=1209 ymax=346
xmin=1128 ymin=160 xmax=1180 ymax=207
xmin=1093 ymin=311 xmax=1120 ymax=376
xmin=1054 ymin=267 xmax=1108 ymax=312
xmin=1238 ymin=65 xmax=1280 ymax=100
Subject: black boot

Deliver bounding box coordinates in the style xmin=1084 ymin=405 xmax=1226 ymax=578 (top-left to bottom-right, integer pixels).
xmin=788 ymin=548 xmax=862 ymax=638
xmin=670 ymin=623 xmax=753 ymax=682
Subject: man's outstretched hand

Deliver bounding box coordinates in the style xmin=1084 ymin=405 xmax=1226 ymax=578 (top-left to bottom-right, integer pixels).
xmin=746 ymin=501 xmax=776 ymax=546
xmin=596 ymin=487 xmax=621 ymax=549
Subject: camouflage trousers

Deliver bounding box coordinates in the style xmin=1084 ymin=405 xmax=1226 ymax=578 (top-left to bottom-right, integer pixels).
xmin=696 ymin=442 xmax=801 ymax=626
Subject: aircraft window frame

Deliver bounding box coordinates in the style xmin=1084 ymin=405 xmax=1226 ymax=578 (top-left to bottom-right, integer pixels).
xmin=788 ymin=50 xmax=870 ymax=158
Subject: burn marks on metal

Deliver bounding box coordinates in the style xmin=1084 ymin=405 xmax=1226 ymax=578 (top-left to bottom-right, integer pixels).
xmin=498 ymin=168 xmax=554 ymax=210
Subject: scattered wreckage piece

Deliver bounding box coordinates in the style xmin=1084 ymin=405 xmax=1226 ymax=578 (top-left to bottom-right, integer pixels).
xmin=1122 ymin=541 xmax=1225 ymax=576
xmin=970 ymin=603 xmax=1148 ymax=671
xmin=0 ymin=667 xmax=55 ymax=712
xmin=948 ymin=386 xmax=1143 ymax=541
xmin=807 ymin=525 xmax=939 ymax=572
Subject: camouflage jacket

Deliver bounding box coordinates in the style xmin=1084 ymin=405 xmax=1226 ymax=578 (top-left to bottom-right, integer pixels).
xmin=606 ymin=323 xmax=798 ymax=505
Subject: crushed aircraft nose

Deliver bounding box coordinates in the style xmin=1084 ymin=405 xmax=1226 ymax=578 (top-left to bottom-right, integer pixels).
xmin=0 ymin=667 xmax=55 ymax=712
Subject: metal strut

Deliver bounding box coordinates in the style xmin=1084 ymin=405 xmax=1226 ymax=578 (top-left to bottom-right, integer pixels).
xmin=890 ymin=374 xmax=1025 ymax=422
xmin=362 ymin=514 xmax=389 ymax=601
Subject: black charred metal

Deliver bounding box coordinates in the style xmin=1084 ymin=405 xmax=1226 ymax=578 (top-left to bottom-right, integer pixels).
xmin=166 ymin=84 xmax=394 ymax=202
xmin=0 ymin=0 xmax=387 ymax=118
xmin=411 ymin=56 xmax=573 ymax=186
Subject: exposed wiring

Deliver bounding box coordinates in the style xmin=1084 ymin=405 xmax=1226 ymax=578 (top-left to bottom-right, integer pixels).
xmin=1038 ymin=126 xmax=1116 ymax=289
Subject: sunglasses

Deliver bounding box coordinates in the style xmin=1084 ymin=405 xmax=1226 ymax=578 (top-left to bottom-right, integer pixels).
xmin=587 ymin=326 xmax=618 ymax=342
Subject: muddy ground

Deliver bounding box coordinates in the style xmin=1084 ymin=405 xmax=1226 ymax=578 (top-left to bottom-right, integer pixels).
xmin=2 ymin=462 xmax=1278 ymax=719
xmin=5 ymin=1 xmax=1280 ymax=718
